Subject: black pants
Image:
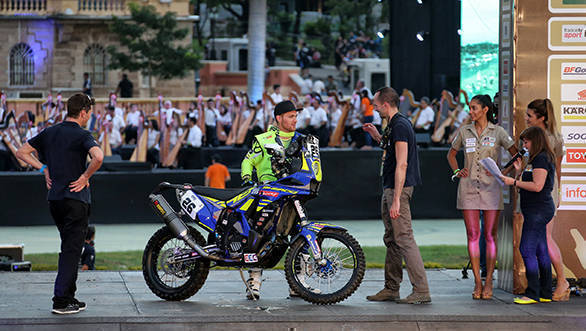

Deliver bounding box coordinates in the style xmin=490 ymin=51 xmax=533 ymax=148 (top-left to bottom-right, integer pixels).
xmin=124 ymin=125 xmax=138 ymax=144
xmin=205 ymin=125 xmax=218 ymax=147
xmin=49 ymin=199 xmax=89 ymax=306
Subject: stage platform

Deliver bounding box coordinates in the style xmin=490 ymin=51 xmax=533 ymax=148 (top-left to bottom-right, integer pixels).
xmin=0 ymin=269 xmax=583 ymax=330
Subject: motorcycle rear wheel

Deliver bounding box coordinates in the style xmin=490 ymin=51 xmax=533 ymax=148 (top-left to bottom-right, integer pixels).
xmin=284 ymin=228 xmax=365 ymax=304
xmin=142 ymin=225 xmax=210 ymax=301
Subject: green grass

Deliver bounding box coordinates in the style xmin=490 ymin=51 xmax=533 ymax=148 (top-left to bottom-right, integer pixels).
xmin=26 ymin=245 xmax=469 ymax=271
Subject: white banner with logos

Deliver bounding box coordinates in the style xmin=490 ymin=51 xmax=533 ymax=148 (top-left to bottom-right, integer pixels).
xmin=559 ymin=176 xmax=586 ymax=210
xmin=561 ymin=84 xmax=586 ymax=101
xmin=562 ymin=126 xmax=586 ymax=144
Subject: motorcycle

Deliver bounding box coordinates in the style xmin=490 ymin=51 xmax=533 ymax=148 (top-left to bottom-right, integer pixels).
xmin=142 ymin=135 xmax=365 ymax=304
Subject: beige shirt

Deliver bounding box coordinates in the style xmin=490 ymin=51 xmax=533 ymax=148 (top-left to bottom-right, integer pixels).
xmin=452 ymin=122 xmax=515 ymax=210
xmin=547 ymin=130 xmax=564 ymax=207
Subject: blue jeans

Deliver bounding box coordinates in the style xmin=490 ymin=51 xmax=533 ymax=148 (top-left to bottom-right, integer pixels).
xmin=520 ymin=201 xmax=555 ymax=301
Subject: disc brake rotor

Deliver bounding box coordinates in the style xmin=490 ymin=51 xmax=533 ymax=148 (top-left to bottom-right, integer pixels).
xmin=159 ymin=247 xmax=193 ymax=278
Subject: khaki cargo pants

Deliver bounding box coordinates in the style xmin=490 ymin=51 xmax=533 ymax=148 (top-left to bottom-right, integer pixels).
xmin=382 ymin=186 xmax=429 ymax=294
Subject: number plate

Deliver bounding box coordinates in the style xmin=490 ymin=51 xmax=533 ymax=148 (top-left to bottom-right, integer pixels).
xmin=180 ymin=191 xmax=205 ymax=220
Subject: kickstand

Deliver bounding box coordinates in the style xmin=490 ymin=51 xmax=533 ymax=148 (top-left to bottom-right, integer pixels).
xmin=239 ymin=268 xmax=258 ymax=302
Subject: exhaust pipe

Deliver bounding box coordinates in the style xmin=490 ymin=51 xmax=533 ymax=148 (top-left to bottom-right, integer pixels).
xmin=149 ymin=194 xmax=226 ymax=262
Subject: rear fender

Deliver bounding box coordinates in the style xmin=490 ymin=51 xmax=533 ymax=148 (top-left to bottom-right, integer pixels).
xmin=296 ymin=222 xmax=346 ymax=258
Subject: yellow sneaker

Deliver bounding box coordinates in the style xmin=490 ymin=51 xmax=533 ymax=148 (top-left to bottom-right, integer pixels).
xmin=539 ymin=298 xmax=552 ymax=303
xmin=514 ymin=297 xmax=538 ymax=304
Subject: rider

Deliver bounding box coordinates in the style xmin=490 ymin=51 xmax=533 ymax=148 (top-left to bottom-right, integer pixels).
xmin=241 ymin=100 xmax=305 ymax=300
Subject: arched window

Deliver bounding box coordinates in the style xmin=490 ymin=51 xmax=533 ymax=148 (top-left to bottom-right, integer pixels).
xmin=83 ymin=44 xmax=107 ymax=85
xmin=9 ymin=43 xmax=34 ymax=86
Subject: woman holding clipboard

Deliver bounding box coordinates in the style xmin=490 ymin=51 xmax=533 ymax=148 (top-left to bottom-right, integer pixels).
xmin=447 ymin=95 xmax=517 ymax=300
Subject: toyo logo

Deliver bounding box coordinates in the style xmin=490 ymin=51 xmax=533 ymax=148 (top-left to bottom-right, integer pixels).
xmin=566 ymin=149 xmax=586 ymax=163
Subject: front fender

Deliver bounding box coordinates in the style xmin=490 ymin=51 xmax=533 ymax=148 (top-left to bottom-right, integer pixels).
xmin=295 ymin=222 xmax=346 ymax=258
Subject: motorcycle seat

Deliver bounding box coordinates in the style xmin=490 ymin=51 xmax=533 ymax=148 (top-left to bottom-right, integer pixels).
xmin=190 ymin=186 xmax=253 ymax=201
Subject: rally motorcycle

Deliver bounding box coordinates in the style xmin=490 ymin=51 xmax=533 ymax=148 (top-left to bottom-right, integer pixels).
xmin=142 ymin=135 xmax=365 ymax=304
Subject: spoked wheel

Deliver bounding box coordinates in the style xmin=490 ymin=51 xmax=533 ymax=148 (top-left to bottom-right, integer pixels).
xmin=142 ymin=226 xmax=210 ymax=301
xmin=284 ymin=228 xmax=365 ymax=304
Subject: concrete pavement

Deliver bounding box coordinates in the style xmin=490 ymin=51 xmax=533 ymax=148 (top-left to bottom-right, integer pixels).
xmin=0 ymin=269 xmax=583 ymax=330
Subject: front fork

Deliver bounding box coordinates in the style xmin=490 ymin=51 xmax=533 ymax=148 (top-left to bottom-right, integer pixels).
xmin=293 ymin=199 xmax=327 ymax=266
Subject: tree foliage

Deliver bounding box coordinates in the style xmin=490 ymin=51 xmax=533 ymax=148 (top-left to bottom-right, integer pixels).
xmin=325 ymin=0 xmax=381 ymax=37
xmin=107 ymin=2 xmax=203 ymax=95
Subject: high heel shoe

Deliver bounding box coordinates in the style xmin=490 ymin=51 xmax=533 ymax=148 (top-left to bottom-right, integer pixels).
xmin=481 ymin=284 xmax=493 ymax=300
xmin=552 ymin=289 xmax=570 ymax=302
xmin=472 ymin=284 xmax=482 ymax=300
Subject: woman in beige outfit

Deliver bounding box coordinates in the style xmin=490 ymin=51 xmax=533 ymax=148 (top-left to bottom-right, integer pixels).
xmin=525 ymin=98 xmax=569 ymax=301
xmin=447 ymin=95 xmax=517 ymax=300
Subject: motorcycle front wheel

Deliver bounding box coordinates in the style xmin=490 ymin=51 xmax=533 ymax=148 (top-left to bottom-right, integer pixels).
xmin=142 ymin=225 xmax=210 ymax=301
xmin=284 ymin=228 xmax=365 ymax=304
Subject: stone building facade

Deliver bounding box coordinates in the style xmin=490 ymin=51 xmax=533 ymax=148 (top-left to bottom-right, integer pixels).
xmin=0 ymin=0 xmax=196 ymax=99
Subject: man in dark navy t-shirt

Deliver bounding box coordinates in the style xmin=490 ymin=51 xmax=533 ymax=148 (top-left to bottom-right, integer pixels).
xmin=363 ymin=87 xmax=430 ymax=304
xmin=16 ymin=93 xmax=103 ymax=314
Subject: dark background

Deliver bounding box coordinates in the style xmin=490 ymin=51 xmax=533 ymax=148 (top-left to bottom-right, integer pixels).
xmin=389 ymin=0 xmax=461 ymax=99
xmin=0 ymin=148 xmax=462 ymax=226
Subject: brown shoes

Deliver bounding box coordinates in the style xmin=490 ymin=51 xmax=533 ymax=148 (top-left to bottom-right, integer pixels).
xmin=366 ymin=288 xmax=400 ymax=302
xmin=396 ymin=292 xmax=432 ymax=304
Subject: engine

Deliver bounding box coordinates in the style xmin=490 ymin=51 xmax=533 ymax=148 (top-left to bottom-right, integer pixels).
xmin=214 ymin=209 xmax=247 ymax=259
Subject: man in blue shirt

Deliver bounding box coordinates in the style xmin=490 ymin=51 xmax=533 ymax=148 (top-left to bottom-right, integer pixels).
xmin=363 ymin=87 xmax=431 ymax=304
xmin=17 ymin=93 xmax=103 ymax=314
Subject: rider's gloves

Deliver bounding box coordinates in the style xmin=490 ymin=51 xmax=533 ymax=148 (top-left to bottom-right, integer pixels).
xmin=241 ymin=175 xmax=254 ymax=187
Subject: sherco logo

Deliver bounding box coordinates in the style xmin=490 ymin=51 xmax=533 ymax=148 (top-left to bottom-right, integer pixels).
xmin=260 ymin=190 xmax=279 ymax=197
xmin=566 ymin=149 xmax=586 ymax=163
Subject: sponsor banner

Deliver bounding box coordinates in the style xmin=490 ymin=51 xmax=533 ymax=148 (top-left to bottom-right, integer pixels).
xmin=562 ymin=126 xmax=586 ymax=145
xmin=502 ymin=15 xmax=511 ymax=48
xmin=549 ymin=18 xmax=586 ymax=50
xmin=549 ymin=0 xmax=586 ymax=13
xmin=502 ymin=0 xmax=512 ymax=12
xmin=561 ymin=84 xmax=586 ymax=101
xmin=561 ymin=25 xmax=586 ymax=42
xmin=561 ymin=104 xmax=586 ymax=122
xmin=562 ymin=62 xmax=586 ymax=79
xmin=565 ymin=148 xmax=586 ymax=163
xmin=559 ymin=177 xmax=586 ymax=210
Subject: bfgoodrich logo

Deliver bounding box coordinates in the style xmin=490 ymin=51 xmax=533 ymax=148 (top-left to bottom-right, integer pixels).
xmin=562 ymin=63 xmax=586 ymax=80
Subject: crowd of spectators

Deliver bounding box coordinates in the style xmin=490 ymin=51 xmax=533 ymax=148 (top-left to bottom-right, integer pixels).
xmin=335 ymin=32 xmax=383 ymax=69
xmin=0 ymin=78 xmax=470 ymax=173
